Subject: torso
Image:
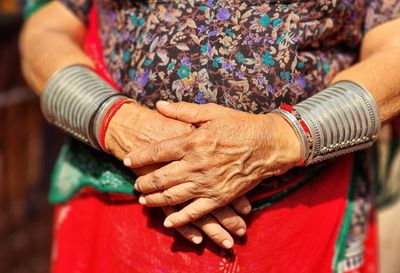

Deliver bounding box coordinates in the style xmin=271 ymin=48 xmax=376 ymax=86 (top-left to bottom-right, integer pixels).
xmin=96 ymin=0 xmax=366 ymax=111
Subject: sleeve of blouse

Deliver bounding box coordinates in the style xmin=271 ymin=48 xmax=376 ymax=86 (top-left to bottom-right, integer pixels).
xmin=59 ymin=0 xmax=92 ymax=24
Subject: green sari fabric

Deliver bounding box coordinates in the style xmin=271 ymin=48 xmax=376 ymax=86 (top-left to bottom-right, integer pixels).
xmin=48 ymin=138 xmax=139 ymax=204
xmin=23 ymin=0 xmax=47 ymax=18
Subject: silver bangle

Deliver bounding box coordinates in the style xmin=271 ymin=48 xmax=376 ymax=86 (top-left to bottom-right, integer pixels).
xmin=272 ymin=109 xmax=309 ymax=165
xmin=293 ymin=80 xmax=381 ymax=165
xmin=40 ymin=64 xmax=129 ymax=150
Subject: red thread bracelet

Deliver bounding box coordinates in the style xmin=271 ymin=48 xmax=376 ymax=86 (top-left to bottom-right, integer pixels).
xmin=279 ymin=104 xmax=313 ymax=166
xmin=279 ymin=104 xmax=311 ymax=134
xmin=99 ymin=98 xmax=128 ymax=152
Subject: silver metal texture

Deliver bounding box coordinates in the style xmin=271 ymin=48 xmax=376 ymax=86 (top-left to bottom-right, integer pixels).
xmin=293 ymin=80 xmax=381 ymax=165
xmin=40 ymin=64 xmax=128 ymax=149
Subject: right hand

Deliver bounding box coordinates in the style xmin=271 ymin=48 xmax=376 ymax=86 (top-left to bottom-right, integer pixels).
xmin=105 ymin=101 xmax=251 ymax=248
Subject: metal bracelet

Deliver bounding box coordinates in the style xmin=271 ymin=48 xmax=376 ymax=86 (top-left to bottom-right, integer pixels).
xmin=271 ymin=109 xmax=309 ymax=165
xmin=293 ymin=80 xmax=381 ymax=165
xmin=40 ymin=64 xmax=128 ymax=149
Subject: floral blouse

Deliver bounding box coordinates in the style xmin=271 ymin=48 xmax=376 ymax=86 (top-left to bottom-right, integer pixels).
xmin=62 ymin=0 xmax=400 ymax=113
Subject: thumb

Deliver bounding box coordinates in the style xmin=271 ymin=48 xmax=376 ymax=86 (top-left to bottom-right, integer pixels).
xmin=156 ymin=101 xmax=211 ymax=124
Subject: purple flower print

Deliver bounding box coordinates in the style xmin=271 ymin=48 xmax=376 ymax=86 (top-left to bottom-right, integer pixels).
xmin=181 ymin=57 xmax=192 ymax=66
xmin=235 ymin=71 xmax=244 ymax=78
xmin=198 ymin=25 xmax=206 ymax=33
xmin=217 ymin=8 xmax=230 ymax=21
xmin=293 ymin=74 xmax=306 ymax=89
xmin=139 ymin=70 xmax=149 ymax=86
xmin=208 ymin=30 xmax=218 ymax=37
xmin=222 ymin=62 xmax=235 ymax=71
xmin=257 ymin=76 xmax=265 ymax=85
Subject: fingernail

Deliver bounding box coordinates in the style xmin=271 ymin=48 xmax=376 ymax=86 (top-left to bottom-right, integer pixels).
xmin=236 ymin=228 xmax=246 ymax=236
xmin=164 ymin=219 xmax=173 ymax=228
xmin=138 ymin=196 xmax=147 ymax=205
xmin=241 ymin=205 xmax=251 ymax=215
xmin=192 ymin=236 xmax=202 ymax=244
xmin=222 ymin=240 xmax=233 ymax=249
xmin=123 ymin=158 xmax=132 ymax=167
xmin=158 ymin=100 xmax=170 ymax=106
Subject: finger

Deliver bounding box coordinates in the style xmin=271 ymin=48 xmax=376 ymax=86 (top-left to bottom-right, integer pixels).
xmin=230 ymin=196 xmax=252 ymax=215
xmin=135 ymin=161 xmax=188 ymax=193
xmin=123 ymin=135 xmax=188 ymax=168
xmin=139 ymin=183 xmax=196 ymax=206
xmin=162 ymin=206 xmax=203 ymax=245
xmin=212 ymin=206 xmax=247 ymax=237
xmin=192 ymin=214 xmax=234 ymax=249
xmin=156 ymin=101 xmax=212 ymax=124
xmin=164 ymin=198 xmax=221 ymax=228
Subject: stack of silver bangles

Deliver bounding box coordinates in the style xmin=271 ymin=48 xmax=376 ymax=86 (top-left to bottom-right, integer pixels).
xmin=273 ymin=81 xmax=381 ymax=166
xmin=41 ymin=64 xmax=130 ymax=150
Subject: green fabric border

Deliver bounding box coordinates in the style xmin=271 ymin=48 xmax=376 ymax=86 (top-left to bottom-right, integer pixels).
xmin=48 ymin=139 xmax=139 ymax=204
xmin=23 ymin=0 xmax=47 ymax=18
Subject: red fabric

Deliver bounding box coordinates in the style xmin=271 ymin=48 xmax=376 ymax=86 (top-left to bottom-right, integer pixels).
xmin=50 ymin=6 xmax=377 ymax=273
xmin=51 ymin=154 xmax=352 ymax=273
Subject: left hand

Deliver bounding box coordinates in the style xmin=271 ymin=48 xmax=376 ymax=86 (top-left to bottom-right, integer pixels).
xmin=124 ymin=101 xmax=301 ymax=228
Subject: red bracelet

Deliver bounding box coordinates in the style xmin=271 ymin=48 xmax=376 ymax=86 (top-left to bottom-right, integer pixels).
xmin=99 ymin=98 xmax=129 ymax=152
xmin=279 ymin=104 xmax=313 ymax=166
xmin=280 ymin=104 xmax=311 ymax=135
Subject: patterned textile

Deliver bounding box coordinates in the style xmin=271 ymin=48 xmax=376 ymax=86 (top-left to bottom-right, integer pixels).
xmin=62 ymin=0 xmax=400 ymax=112
xmin=21 ymin=0 xmax=400 ymax=272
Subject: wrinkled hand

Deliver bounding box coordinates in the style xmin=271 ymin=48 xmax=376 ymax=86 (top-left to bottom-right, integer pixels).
xmin=124 ymin=101 xmax=301 ymax=228
xmin=106 ymin=101 xmax=251 ymax=248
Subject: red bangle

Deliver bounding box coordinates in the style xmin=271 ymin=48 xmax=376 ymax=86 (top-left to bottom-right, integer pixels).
xmin=99 ymin=98 xmax=128 ymax=152
xmin=279 ymin=104 xmax=311 ymax=134
xmin=278 ymin=104 xmax=313 ymax=166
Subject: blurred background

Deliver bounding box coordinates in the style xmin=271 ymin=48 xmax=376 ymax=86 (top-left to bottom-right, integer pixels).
xmin=0 ymin=0 xmax=399 ymax=273
xmin=0 ymin=0 xmax=63 ymax=272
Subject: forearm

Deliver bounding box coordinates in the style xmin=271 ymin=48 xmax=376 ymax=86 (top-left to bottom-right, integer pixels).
xmin=332 ymin=19 xmax=400 ymax=123
xmin=19 ymin=1 xmax=93 ymax=94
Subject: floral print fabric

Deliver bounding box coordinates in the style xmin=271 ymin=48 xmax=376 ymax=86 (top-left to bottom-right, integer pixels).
xmin=62 ymin=0 xmax=400 ymax=113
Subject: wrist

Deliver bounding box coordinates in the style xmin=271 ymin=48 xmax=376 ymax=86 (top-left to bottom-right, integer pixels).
xmin=94 ymin=97 xmax=132 ymax=152
xmin=261 ymin=113 xmax=302 ymax=173
xmin=104 ymin=101 xmax=144 ymax=159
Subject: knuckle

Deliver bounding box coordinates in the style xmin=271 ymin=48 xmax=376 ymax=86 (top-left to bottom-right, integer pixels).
xmin=175 ymin=103 xmax=187 ymax=115
xmin=135 ymin=181 xmax=143 ymax=192
xmin=163 ymin=190 xmax=176 ymax=205
xmin=149 ymin=173 xmax=162 ymax=190
xmin=210 ymin=194 xmax=227 ymax=207
xmin=183 ymin=209 xmax=198 ymax=222
xmin=212 ymin=207 xmax=244 ymax=232
xmin=223 ymin=217 xmax=243 ymax=231
xmin=148 ymin=145 xmax=161 ymax=162
xmin=193 ymin=215 xmax=210 ymax=227
xmin=207 ymin=230 xmax=224 ymax=241
xmin=176 ymin=226 xmax=192 ymax=238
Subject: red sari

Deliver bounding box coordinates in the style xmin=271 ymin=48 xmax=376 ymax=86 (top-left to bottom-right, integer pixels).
xmin=50 ymin=7 xmax=377 ymax=273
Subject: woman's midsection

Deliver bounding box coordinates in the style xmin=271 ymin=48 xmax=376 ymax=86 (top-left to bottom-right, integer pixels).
xmin=97 ymin=0 xmax=358 ymax=113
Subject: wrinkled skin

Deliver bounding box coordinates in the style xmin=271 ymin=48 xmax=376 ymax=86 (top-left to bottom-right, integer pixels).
xmin=105 ymin=101 xmax=251 ymax=248
xmin=124 ymin=101 xmax=301 ymax=228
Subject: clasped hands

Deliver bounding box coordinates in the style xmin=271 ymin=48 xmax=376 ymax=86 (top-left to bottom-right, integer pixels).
xmin=105 ymin=100 xmax=300 ymax=249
